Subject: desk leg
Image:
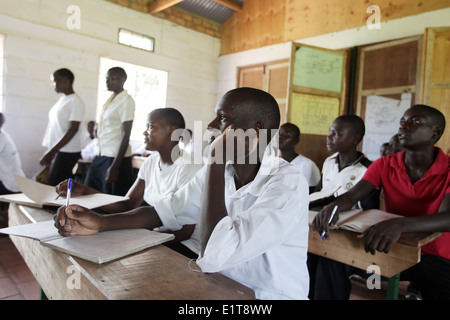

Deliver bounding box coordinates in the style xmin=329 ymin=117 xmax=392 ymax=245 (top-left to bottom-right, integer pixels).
xmin=386 ymin=274 xmax=400 ymax=300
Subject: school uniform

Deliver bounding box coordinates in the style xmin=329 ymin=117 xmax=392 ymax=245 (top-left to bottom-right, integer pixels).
xmin=0 ymin=131 xmax=25 ymax=194
xmin=154 ymin=143 xmax=311 ymax=300
xmin=42 ymin=93 xmax=85 ymax=186
xmin=137 ymin=153 xmax=202 ymax=256
xmin=318 ymin=152 xmax=380 ymax=210
xmin=85 ymin=90 xmax=135 ymax=196
xmin=308 ymin=151 xmax=380 ymax=300
xmin=290 ymin=154 xmax=321 ymax=188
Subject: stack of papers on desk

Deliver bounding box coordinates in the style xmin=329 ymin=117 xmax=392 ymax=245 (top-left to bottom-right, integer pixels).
xmin=0 ymin=175 xmax=128 ymax=209
xmin=0 ymin=220 xmax=174 ymax=264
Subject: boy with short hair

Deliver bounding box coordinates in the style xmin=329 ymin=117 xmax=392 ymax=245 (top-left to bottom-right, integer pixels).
xmin=308 ymin=114 xmax=380 ymax=299
xmin=313 ymin=104 xmax=450 ymax=299
xmin=55 ymin=88 xmax=311 ymax=300
xmin=278 ymin=122 xmax=320 ymax=193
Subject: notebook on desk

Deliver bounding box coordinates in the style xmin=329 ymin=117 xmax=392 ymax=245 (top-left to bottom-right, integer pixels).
xmin=0 ymin=175 xmax=128 ymax=209
xmin=0 ymin=220 xmax=174 ymax=264
xmin=308 ymin=209 xmax=403 ymax=233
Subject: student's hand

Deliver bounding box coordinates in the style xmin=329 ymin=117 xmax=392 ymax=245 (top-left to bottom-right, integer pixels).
xmin=357 ymin=218 xmax=404 ymax=254
xmin=39 ymin=150 xmax=57 ymax=167
xmin=312 ymin=204 xmax=340 ymax=240
xmin=54 ymin=205 xmax=102 ymax=237
xmin=105 ymin=165 xmax=119 ymax=183
xmin=55 ymin=179 xmax=87 ymax=197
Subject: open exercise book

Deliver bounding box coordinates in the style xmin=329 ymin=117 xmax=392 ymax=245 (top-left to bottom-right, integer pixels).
xmin=308 ymin=209 xmax=403 ymax=233
xmin=0 ymin=220 xmax=174 ymax=264
xmin=0 ymin=175 xmax=127 ymax=209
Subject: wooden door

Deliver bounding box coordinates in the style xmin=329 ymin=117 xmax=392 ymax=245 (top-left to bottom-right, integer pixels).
xmin=355 ymin=36 xmax=423 ymax=161
xmin=421 ymin=27 xmax=450 ymax=155
xmin=287 ymin=43 xmax=350 ymax=169
xmin=238 ymin=59 xmax=289 ymax=125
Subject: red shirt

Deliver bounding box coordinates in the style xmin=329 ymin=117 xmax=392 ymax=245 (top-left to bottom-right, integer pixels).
xmin=363 ymin=148 xmax=450 ymax=259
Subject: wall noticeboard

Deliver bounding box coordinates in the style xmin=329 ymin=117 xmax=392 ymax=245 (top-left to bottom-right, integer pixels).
xmin=288 ymin=43 xmax=348 ymax=168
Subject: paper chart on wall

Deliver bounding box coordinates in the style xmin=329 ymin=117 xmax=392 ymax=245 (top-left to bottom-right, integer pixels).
xmin=362 ymin=93 xmax=412 ymax=161
xmin=293 ymin=46 xmax=343 ymax=92
xmin=289 ymin=93 xmax=340 ymax=135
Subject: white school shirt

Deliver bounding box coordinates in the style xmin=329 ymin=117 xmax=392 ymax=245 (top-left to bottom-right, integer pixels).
xmin=321 ymin=152 xmax=369 ymax=209
xmin=137 ymin=153 xmax=202 ymax=252
xmin=42 ymin=94 xmax=85 ymax=152
xmin=290 ymin=154 xmax=321 ymax=187
xmin=97 ymin=90 xmax=135 ymax=157
xmin=154 ymin=143 xmax=310 ymax=300
xmin=321 ymin=152 xmax=369 ymax=196
xmin=0 ymin=131 xmax=25 ymax=192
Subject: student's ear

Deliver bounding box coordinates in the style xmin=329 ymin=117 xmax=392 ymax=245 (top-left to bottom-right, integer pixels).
xmin=431 ymin=126 xmax=444 ymax=142
xmin=352 ymin=134 xmax=362 ymax=146
xmin=254 ymin=121 xmax=265 ymax=135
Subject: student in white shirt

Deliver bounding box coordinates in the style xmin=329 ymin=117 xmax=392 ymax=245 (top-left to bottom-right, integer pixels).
xmin=308 ymin=114 xmax=380 ymax=300
xmin=84 ymin=67 xmax=135 ymax=196
xmin=40 ymin=68 xmax=85 ymax=186
xmin=56 ymin=108 xmax=202 ymax=257
xmin=55 ymin=88 xmax=310 ymax=300
xmin=278 ymin=122 xmax=320 ymax=193
xmin=0 ymin=113 xmax=25 ymax=194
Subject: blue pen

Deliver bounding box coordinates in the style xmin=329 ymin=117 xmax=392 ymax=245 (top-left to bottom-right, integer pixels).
xmin=66 ymin=178 xmax=73 ymax=207
xmin=321 ymin=205 xmax=338 ymax=239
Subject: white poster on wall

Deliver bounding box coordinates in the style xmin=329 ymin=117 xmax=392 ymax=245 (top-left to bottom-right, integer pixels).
xmin=362 ymin=93 xmax=412 ymax=161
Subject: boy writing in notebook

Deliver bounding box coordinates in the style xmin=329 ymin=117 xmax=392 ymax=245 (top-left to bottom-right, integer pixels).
xmin=55 ymin=87 xmax=310 ymax=300
xmin=313 ymin=104 xmax=450 ymax=299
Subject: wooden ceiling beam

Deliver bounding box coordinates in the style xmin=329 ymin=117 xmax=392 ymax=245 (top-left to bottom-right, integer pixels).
xmin=148 ymin=0 xmax=184 ymax=14
xmin=211 ymin=0 xmax=242 ymax=12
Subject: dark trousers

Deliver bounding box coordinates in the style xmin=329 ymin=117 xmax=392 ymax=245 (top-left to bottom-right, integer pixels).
xmin=84 ymin=156 xmax=133 ymax=196
xmin=47 ymin=151 xmax=81 ymax=186
xmin=308 ymin=253 xmax=450 ymax=300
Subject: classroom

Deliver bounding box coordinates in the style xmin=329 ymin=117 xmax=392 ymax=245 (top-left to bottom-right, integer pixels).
xmin=0 ymin=0 xmax=449 ymax=304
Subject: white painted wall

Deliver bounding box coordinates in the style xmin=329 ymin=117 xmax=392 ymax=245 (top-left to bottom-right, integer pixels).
xmin=0 ymin=0 xmax=220 ymax=178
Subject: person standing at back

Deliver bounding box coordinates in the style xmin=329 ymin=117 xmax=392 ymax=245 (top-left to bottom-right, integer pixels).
xmin=40 ymin=68 xmax=85 ymax=186
xmin=84 ymin=67 xmax=135 ymax=196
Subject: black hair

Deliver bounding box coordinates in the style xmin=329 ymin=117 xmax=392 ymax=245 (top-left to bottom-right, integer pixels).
xmin=0 ymin=112 xmax=4 ymax=128
xmin=411 ymin=104 xmax=446 ymax=132
xmin=225 ymin=87 xmax=280 ymax=133
xmin=54 ymin=68 xmax=75 ymax=84
xmin=108 ymin=67 xmax=127 ymax=81
xmin=335 ymin=114 xmax=366 ymax=143
xmin=150 ymin=108 xmax=186 ymax=129
xmin=280 ymin=122 xmax=300 ymax=143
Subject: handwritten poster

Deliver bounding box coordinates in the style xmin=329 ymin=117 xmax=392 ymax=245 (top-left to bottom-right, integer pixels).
xmin=289 ymin=93 xmax=340 ymax=135
xmin=362 ymin=93 xmax=412 ymax=161
xmin=293 ymin=46 xmax=343 ymax=92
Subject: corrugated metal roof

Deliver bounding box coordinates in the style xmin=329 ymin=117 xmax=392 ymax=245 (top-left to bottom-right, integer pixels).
xmin=176 ymin=0 xmax=245 ymax=23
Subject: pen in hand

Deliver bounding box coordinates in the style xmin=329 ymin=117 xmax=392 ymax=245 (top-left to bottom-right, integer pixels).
xmin=321 ymin=205 xmax=338 ymax=239
xmin=61 ymin=178 xmax=73 ymax=227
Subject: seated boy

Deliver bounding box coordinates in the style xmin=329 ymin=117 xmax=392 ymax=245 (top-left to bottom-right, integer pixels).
xmin=308 ymin=114 xmax=380 ymax=299
xmin=278 ymin=122 xmax=320 ymax=193
xmin=313 ymin=104 xmax=450 ymax=300
xmin=55 ymin=88 xmax=310 ymax=300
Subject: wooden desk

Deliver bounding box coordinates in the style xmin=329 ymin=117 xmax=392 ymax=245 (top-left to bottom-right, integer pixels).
xmin=308 ymin=226 xmax=442 ymax=299
xmin=8 ymin=203 xmax=255 ymax=300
